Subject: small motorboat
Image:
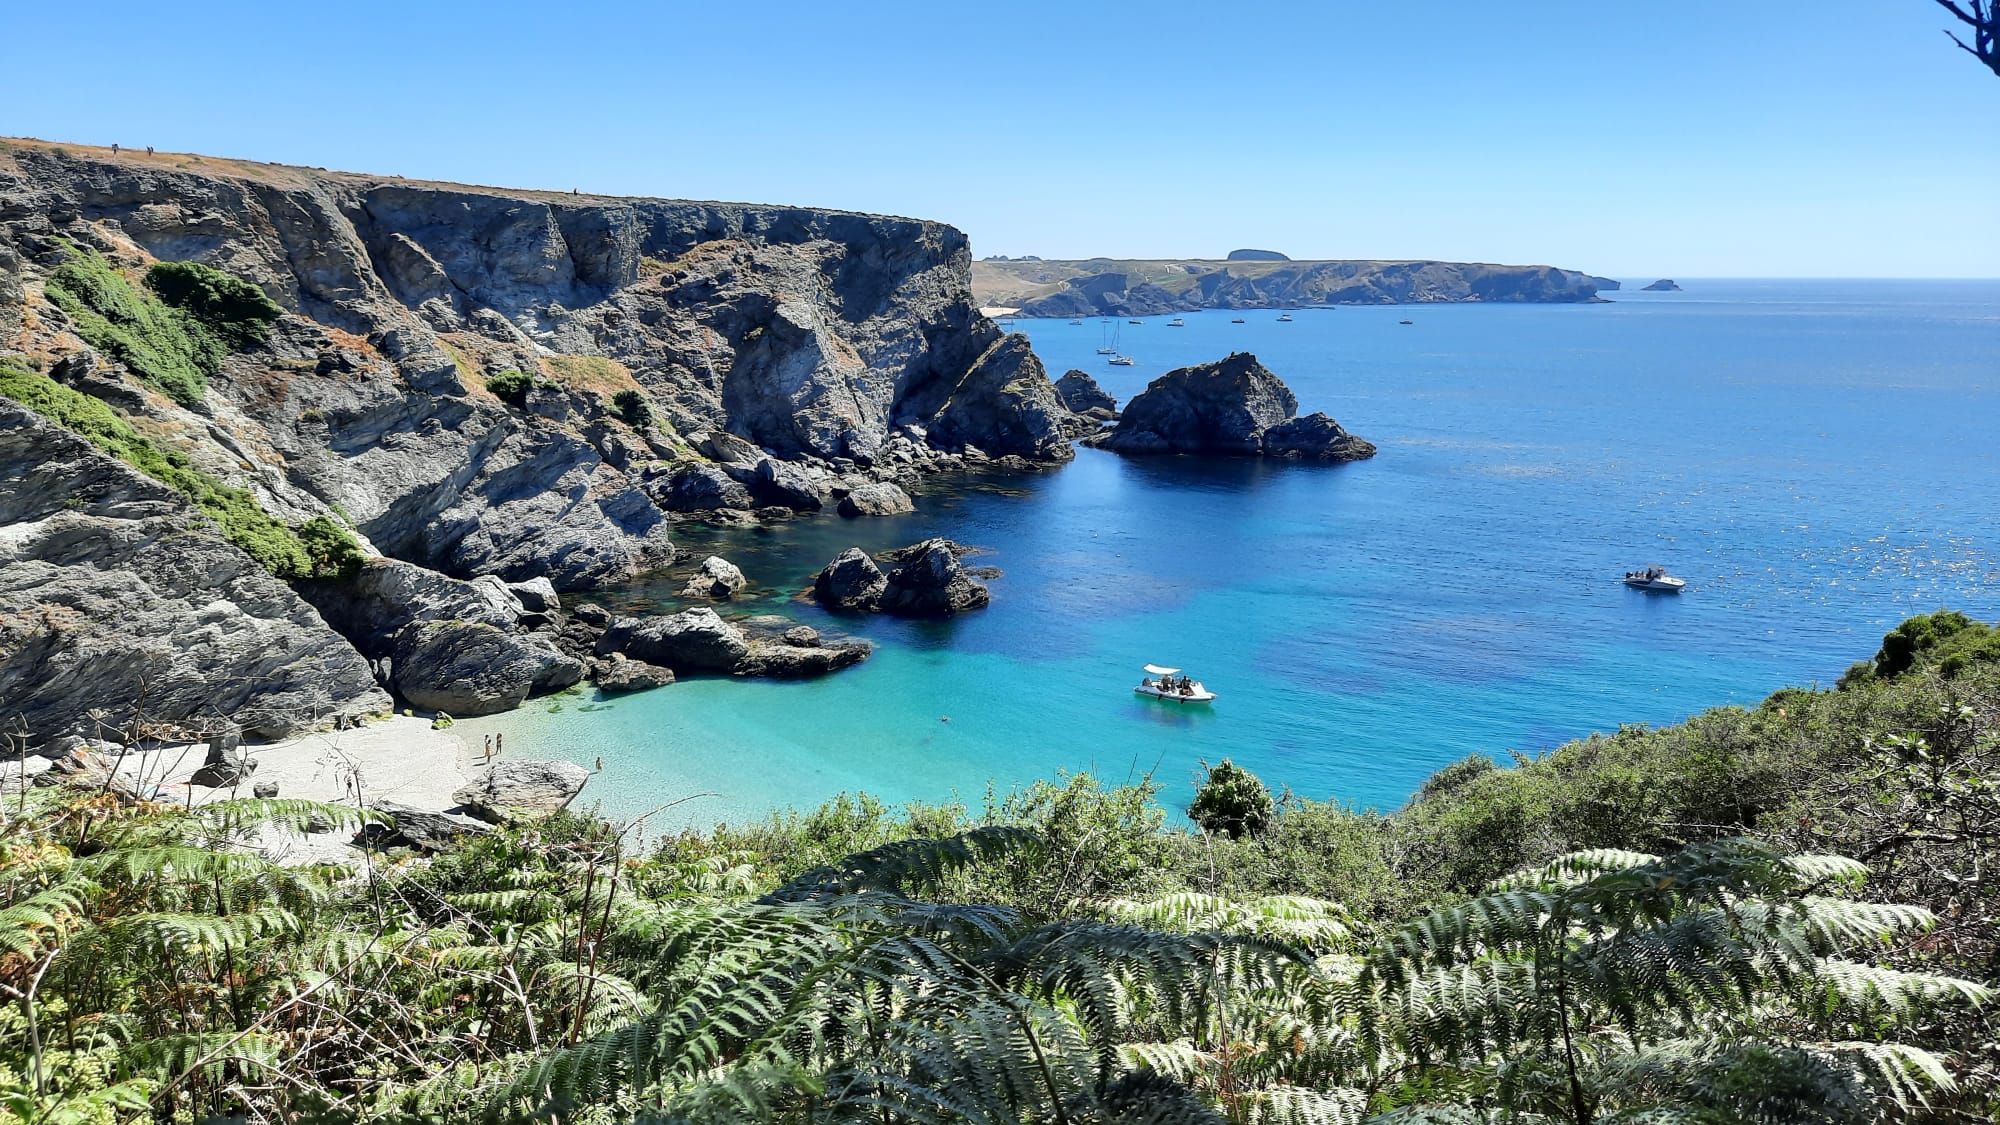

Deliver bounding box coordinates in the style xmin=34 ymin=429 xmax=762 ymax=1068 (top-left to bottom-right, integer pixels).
xmin=1276 ymin=313 xmax=1294 ymax=322
xmin=1622 ymin=565 xmax=1686 ymax=593
xmin=1135 ymin=663 xmax=1216 ymax=703
xmin=1128 ymin=318 xmax=1144 ymax=325
xmin=1108 ymin=355 xmax=1136 ymax=366
xmin=1069 ymin=319 xmax=1084 ymax=325
xmin=1167 ymin=316 xmax=1185 ymax=327
xmin=1399 ymin=319 xmax=1414 ymax=325
xmin=1231 ymin=317 xmax=1246 ymax=323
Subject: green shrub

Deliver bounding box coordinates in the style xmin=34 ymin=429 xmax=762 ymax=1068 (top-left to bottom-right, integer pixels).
xmin=1186 ymin=758 xmax=1274 ymax=839
xmin=1840 ymin=610 xmax=2000 ymax=685
xmin=144 ymin=259 xmax=283 ymax=351
xmin=611 ymin=387 xmax=653 ymax=428
xmin=0 ymin=362 xmax=358 ymax=579
xmin=297 ymin=514 xmax=367 ymax=579
xmin=486 ymin=369 xmax=533 ymax=406
xmin=45 ymin=247 xmax=219 ymax=407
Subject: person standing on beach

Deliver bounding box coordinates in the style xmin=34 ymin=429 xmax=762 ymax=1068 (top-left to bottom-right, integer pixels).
xmin=494 ymin=732 xmax=503 ymax=759
xmin=483 ymin=734 xmax=492 ymax=762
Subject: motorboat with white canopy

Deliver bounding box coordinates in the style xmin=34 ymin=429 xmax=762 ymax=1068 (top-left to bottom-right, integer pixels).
xmin=1135 ymin=664 xmax=1217 ymax=703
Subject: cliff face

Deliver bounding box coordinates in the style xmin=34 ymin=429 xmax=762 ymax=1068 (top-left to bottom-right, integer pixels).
xmin=974 ymin=258 xmax=1619 ymax=317
xmin=0 ymin=139 xmax=1074 ymax=738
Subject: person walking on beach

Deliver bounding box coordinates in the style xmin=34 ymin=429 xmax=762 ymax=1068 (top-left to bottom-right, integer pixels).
xmin=494 ymin=732 xmax=503 ymax=759
xmin=483 ymin=734 xmax=492 ymax=762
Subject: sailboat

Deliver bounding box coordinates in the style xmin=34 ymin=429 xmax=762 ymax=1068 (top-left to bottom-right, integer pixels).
xmin=1095 ymin=321 xmax=1121 ymax=355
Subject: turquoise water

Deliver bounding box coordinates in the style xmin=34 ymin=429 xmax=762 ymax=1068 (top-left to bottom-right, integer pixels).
xmin=458 ymin=280 xmax=2000 ymax=830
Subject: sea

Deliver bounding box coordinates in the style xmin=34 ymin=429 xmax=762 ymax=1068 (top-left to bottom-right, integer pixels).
xmin=454 ymin=280 xmax=2000 ymax=831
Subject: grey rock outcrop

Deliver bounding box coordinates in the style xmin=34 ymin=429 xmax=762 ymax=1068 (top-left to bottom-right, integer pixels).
xmin=814 ymin=548 xmax=890 ymax=611
xmin=657 ymin=462 xmax=753 ymax=512
xmin=368 ymin=801 xmax=494 ymax=850
xmin=679 ymin=555 xmax=747 ymax=598
xmin=910 ymin=334 xmax=1079 ymax=463
xmin=597 ymin=606 xmax=869 ymax=678
xmin=1641 ymin=279 xmax=1682 ymax=291
xmin=1083 ymin=353 xmax=1376 ymax=462
xmin=188 ymin=730 xmax=255 ymax=788
xmin=591 ymin=653 xmax=675 ymax=692
xmin=813 ymin=539 xmax=990 ymax=617
xmin=600 ymin=607 xmax=753 ymax=672
xmin=0 ymin=402 xmax=390 ymax=743
xmin=298 ymin=558 xmax=584 ymax=716
xmin=1054 ymin=370 xmax=1118 ymax=417
xmin=451 ymin=759 xmax=592 ymax=823
xmin=838 ymin=481 xmax=915 ymax=518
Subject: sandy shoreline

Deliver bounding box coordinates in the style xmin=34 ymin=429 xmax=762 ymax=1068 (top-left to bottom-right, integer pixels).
xmin=94 ymin=715 xmax=479 ymax=812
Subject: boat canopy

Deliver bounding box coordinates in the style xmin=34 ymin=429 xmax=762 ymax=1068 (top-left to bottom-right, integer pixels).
xmin=1143 ymin=664 xmax=1181 ymax=676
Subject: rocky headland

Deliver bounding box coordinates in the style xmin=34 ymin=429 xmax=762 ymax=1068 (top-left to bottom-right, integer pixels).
xmin=0 ymin=138 xmax=1088 ymax=744
xmin=1083 ymin=353 xmax=1376 ymax=461
xmin=974 ymin=257 xmax=1619 ymax=317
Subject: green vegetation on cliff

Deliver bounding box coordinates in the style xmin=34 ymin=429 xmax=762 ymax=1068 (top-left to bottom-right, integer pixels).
xmin=0 ymin=361 xmax=362 ymax=579
xmin=42 ymin=248 xmax=280 ymax=408
xmin=0 ymin=616 xmax=1995 ymax=1122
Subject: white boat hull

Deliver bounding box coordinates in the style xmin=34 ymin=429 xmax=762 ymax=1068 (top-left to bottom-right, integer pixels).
xmin=1622 ymin=577 xmax=1686 ymax=592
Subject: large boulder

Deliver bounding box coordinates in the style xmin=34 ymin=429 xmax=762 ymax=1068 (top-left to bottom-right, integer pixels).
xmin=814 ymin=548 xmax=889 ymax=611
xmin=751 ymin=457 xmax=832 ymax=510
xmin=299 ymin=558 xmax=584 ymax=717
xmin=738 ymin=639 xmax=873 ymax=678
xmin=1084 ymin=352 xmax=1375 ymax=462
xmin=592 ymin=654 xmax=676 ymax=693
xmin=368 ymin=801 xmax=494 ymax=851
xmin=679 ymin=555 xmax=748 ymax=599
xmin=600 ymin=607 xmax=752 ymax=672
xmin=879 ymin=539 xmax=992 ymax=617
xmin=1054 ymin=369 xmax=1118 ymax=416
xmin=838 ymin=481 xmax=915 ymax=518
xmin=452 ymin=759 xmax=592 ymax=823
xmin=1260 ymin=412 xmax=1377 ymax=461
xmin=656 ymin=462 xmax=754 ymax=512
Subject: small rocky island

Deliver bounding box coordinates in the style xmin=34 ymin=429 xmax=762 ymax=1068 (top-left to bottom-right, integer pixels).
xmin=1082 ymin=353 xmax=1376 ymax=462
xmin=1054 ymin=369 xmax=1119 ymax=423
xmin=1641 ymin=279 xmax=1683 ymax=291
xmin=815 ymin=538 xmax=993 ymax=617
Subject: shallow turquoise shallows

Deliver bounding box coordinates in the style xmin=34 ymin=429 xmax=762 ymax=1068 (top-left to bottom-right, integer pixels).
xmin=456 ymin=280 xmax=2000 ymax=830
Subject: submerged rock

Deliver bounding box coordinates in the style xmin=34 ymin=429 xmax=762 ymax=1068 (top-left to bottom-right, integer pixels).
xmin=452 ymin=759 xmax=592 ymax=823
xmin=1084 ymin=353 xmax=1375 ymax=462
xmin=838 ymin=481 xmax=915 ymax=518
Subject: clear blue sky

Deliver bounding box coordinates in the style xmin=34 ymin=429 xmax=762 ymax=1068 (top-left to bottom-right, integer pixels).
xmin=7 ymin=1 xmax=1996 ymax=276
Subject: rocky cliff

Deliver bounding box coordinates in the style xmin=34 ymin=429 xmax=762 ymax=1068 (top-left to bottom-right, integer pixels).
xmin=975 ymin=257 xmax=1620 ymax=317
xmin=0 ymin=138 xmax=1075 ymax=739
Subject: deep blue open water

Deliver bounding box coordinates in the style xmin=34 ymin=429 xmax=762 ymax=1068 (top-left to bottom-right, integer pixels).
xmin=457 ymin=280 xmax=2000 ymax=829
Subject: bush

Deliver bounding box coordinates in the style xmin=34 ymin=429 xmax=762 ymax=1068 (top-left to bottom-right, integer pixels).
xmin=45 ymin=247 xmax=220 ymax=407
xmin=1840 ymin=610 xmax=2000 ymax=685
xmin=611 ymin=388 xmax=653 ymax=428
xmin=1186 ymin=758 xmax=1274 ymax=839
xmin=486 ymin=369 xmax=533 ymax=406
xmin=296 ymin=514 xmax=367 ymax=579
xmin=0 ymin=362 xmax=354 ymax=580
xmin=144 ymin=259 xmax=283 ymax=351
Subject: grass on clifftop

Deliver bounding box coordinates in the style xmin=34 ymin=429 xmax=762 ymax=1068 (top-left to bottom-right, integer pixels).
xmin=0 ymin=361 xmax=362 ymax=579
xmin=43 ymin=246 xmax=280 ymax=408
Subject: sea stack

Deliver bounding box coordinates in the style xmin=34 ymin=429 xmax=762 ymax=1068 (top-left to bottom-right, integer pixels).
xmin=1082 ymin=353 xmax=1375 ymax=462
xmin=1641 ymin=279 xmax=1683 ymax=291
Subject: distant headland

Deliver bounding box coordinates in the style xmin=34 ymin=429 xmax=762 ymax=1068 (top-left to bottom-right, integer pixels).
xmin=974 ymin=256 xmax=1619 ymax=317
